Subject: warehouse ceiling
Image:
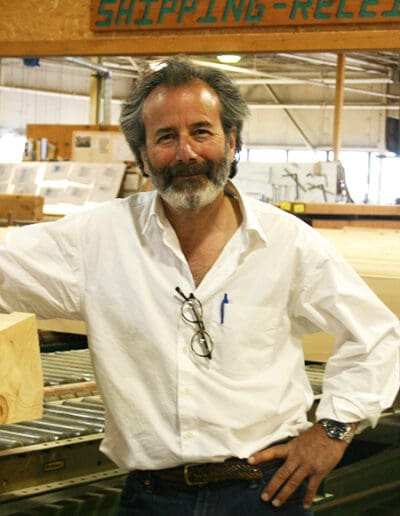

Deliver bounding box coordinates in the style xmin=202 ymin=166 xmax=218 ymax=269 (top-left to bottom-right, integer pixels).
xmin=1 ymin=51 xmax=400 ymax=150
xmin=101 ymin=51 xmax=400 ymax=100
xmin=103 ymin=51 xmax=400 ymax=81
xmin=3 ymin=50 xmax=400 ymax=102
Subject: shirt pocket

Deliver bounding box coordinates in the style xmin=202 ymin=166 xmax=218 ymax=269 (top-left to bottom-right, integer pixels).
xmin=210 ymin=302 xmax=283 ymax=378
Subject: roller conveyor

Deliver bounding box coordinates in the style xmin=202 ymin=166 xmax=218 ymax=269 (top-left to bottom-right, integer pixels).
xmin=1 ymin=349 xmax=399 ymax=514
xmin=41 ymin=349 xmax=95 ymax=386
xmin=0 ymin=348 xmax=100 ymax=453
xmin=0 ymin=397 xmax=105 ymax=451
xmin=0 ymin=347 xmax=123 ymax=510
xmin=0 ymin=395 xmax=122 ymax=509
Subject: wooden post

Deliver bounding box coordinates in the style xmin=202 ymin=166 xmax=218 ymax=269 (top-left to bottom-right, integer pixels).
xmin=89 ymin=58 xmax=101 ymax=125
xmin=333 ymin=53 xmax=346 ymax=162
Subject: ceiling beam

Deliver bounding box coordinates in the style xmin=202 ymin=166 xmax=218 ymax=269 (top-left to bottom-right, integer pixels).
xmin=2 ymin=1 xmax=400 ymax=57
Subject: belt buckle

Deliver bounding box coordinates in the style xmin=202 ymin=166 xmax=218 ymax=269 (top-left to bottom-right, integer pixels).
xmin=184 ymin=464 xmax=208 ymax=486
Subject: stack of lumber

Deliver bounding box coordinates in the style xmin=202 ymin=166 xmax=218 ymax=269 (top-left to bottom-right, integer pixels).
xmin=303 ymin=227 xmax=400 ymax=362
xmin=318 ymin=227 xmax=400 ymax=317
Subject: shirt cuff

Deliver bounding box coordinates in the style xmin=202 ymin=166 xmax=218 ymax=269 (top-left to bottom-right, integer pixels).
xmin=316 ymin=394 xmax=381 ymax=431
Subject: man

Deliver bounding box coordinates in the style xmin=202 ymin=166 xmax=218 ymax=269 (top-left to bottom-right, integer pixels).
xmin=0 ymin=56 xmax=399 ymax=515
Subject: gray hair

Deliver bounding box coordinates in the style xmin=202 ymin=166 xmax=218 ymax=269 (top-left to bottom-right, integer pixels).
xmin=119 ymin=56 xmax=249 ymax=178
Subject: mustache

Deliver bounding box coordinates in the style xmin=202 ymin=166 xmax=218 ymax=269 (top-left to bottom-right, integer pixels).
xmin=162 ymin=161 xmax=214 ymax=181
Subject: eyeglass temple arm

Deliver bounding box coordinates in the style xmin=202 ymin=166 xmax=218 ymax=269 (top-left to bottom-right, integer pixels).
xmin=175 ymin=286 xmax=190 ymax=301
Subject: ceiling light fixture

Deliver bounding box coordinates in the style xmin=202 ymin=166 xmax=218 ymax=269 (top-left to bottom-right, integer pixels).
xmin=216 ymin=55 xmax=242 ymax=64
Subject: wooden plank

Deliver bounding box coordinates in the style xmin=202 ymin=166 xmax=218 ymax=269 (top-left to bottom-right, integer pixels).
xmin=303 ymin=227 xmax=400 ymax=362
xmin=0 ymin=194 xmax=44 ymax=222
xmin=317 ymin=227 xmax=400 ymax=315
xmin=3 ymin=28 xmax=400 ymax=58
xmin=311 ymin=219 xmax=400 ymax=229
xmin=317 ymin=227 xmax=400 ymax=277
xmin=303 ymin=333 xmax=335 ymax=363
xmin=2 ymin=1 xmax=400 ymax=57
xmin=37 ymin=318 xmax=87 ymax=335
xmin=363 ymin=276 xmax=400 ymax=316
xmin=295 ymin=203 xmax=400 ymax=216
xmin=333 ymin=53 xmax=346 ymax=161
xmin=302 ymin=275 xmax=400 ymax=361
xmin=44 ymin=381 xmax=96 ymax=399
xmin=0 ymin=313 xmax=43 ymax=424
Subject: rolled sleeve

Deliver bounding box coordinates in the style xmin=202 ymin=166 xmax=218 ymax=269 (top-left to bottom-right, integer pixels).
xmin=0 ymin=216 xmax=82 ymax=320
xmin=296 ymin=243 xmax=400 ymax=426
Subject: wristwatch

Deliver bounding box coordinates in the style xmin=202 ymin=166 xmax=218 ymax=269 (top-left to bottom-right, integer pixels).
xmin=319 ymin=419 xmax=355 ymax=444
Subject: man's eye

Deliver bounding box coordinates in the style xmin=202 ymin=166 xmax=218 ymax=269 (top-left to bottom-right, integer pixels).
xmin=157 ymin=134 xmax=174 ymax=144
xmin=194 ymin=129 xmax=211 ymax=137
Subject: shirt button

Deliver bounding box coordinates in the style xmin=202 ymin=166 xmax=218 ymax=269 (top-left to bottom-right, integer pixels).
xmin=184 ymin=432 xmax=193 ymax=440
xmin=183 ymin=387 xmax=191 ymax=395
xmin=182 ymin=346 xmax=189 ymax=354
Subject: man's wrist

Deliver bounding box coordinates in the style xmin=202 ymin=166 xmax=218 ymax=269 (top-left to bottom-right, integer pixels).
xmin=318 ymin=418 xmax=358 ymax=444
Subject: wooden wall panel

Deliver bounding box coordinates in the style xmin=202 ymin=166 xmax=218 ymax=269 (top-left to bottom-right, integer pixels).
xmin=1 ymin=1 xmax=400 ymax=57
xmin=26 ymin=124 xmax=120 ymax=160
xmin=0 ymin=194 xmax=44 ymax=222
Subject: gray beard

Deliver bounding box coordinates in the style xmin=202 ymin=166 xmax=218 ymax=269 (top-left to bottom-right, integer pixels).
xmin=148 ymin=155 xmax=231 ymax=211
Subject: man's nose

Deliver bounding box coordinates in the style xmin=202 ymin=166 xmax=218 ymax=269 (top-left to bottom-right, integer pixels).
xmin=175 ymin=136 xmax=198 ymax=162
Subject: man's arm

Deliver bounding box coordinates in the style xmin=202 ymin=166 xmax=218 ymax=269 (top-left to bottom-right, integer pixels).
xmin=265 ymin=230 xmax=399 ymax=508
xmin=248 ymin=420 xmax=358 ymax=508
xmin=0 ymin=218 xmax=81 ymax=319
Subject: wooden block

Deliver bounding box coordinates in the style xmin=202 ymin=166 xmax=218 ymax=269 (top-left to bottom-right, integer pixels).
xmin=302 ymin=332 xmax=335 ymax=363
xmin=303 ymin=227 xmax=400 ymax=361
xmin=0 ymin=194 xmax=44 ymax=222
xmin=363 ymin=276 xmax=400 ymax=318
xmin=0 ymin=313 xmax=43 ymax=424
xmin=317 ymin=227 xmax=400 ymax=317
xmin=37 ymin=318 xmax=87 ymax=335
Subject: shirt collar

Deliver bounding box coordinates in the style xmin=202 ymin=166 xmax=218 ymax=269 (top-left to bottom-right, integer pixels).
xmin=226 ymin=181 xmax=268 ymax=247
xmin=140 ymin=181 xmax=268 ymax=247
xmin=141 ymin=191 xmax=169 ymax=235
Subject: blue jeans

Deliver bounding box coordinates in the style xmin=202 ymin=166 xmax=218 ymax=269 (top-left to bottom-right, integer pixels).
xmin=117 ymin=464 xmax=314 ymax=516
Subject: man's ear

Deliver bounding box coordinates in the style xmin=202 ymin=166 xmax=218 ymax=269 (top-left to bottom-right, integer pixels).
xmin=228 ymin=128 xmax=237 ymax=161
xmin=140 ymin=150 xmax=150 ymax=177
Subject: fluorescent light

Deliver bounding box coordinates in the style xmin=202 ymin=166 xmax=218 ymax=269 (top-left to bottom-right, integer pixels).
xmin=217 ymin=55 xmax=242 ymax=64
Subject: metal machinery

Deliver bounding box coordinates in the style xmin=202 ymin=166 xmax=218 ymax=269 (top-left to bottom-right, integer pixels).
xmin=307 ymin=365 xmax=400 ymax=515
xmin=0 ymin=346 xmax=126 ymax=515
xmin=0 ymin=340 xmax=399 ymax=515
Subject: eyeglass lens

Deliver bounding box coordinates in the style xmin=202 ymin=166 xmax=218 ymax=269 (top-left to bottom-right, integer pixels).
xmin=175 ymin=287 xmax=213 ymax=359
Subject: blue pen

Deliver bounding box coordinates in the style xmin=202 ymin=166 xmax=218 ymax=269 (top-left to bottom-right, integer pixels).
xmin=220 ymin=293 xmax=229 ymax=324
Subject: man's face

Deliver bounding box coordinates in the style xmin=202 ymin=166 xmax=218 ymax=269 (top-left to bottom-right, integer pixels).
xmin=141 ymin=80 xmax=236 ymax=210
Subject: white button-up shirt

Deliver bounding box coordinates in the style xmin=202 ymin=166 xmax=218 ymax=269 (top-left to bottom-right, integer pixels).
xmin=0 ymin=182 xmax=399 ymax=470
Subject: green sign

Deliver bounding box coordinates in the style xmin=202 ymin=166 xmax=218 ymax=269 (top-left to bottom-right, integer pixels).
xmin=91 ymin=0 xmax=400 ymax=31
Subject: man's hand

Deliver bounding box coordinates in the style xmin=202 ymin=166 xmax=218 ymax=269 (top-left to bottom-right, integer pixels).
xmin=248 ymin=423 xmax=350 ymax=509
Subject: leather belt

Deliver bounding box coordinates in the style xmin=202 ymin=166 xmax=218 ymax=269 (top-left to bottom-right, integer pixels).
xmin=148 ymin=458 xmax=283 ymax=487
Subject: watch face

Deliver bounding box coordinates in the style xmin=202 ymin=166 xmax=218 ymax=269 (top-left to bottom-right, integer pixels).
xmin=320 ymin=419 xmax=354 ymax=443
xmin=326 ymin=421 xmax=347 ymax=438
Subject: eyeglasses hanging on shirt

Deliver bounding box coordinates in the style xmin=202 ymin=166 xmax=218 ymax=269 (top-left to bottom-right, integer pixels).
xmin=175 ymin=287 xmax=214 ymax=360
